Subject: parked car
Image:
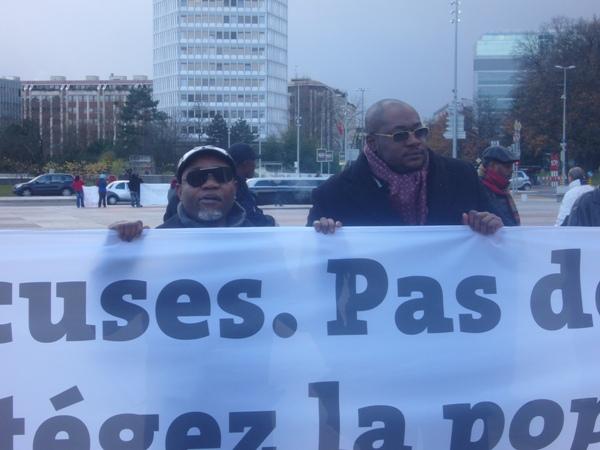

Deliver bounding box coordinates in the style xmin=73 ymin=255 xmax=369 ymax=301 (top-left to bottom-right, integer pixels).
xmin=106 ymin=180 xmax=131 ymax=204
xmin=510 ymin=170 xmax=532 ymax=190
xmin=13 ymin=173 xmax=74 ymax=196
xmin=247 ymin=177 xmax=330 ymax=205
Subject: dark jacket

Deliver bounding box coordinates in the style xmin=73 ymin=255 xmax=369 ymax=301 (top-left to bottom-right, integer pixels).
xmin=481 ymin=188 xmax=519 ymax=226
xmin=158 ymin=202 xmax=253 ymax=228
xmin=235 ymin=177 xmax=276 ymax=226
xmin=307 ymin=150 xmax=491 ymax=226
xmin=567 ymin=188 xmax=600 ymax=226
xmin=162 ymin=178 xmax=276 ymax=227
xmin=128 ymin=174 xmax=142 ymax=193
xmin=97 ymin=178 xmax=108 ymax=194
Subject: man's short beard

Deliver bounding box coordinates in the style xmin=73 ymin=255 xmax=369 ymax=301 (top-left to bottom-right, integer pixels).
xmin=197 ymin=209 xmax=224 ymax=222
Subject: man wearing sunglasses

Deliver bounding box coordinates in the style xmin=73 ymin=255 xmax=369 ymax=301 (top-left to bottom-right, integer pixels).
xmin=309 ymin=99 xmax=502 ymax=235
xmin=111 ymin=146 xmax=254 ymax=240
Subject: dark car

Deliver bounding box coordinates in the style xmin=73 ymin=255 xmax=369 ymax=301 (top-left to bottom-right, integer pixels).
xmin=13 ymin=173 xmax=74 ymax=196
xmin=247 ymin=177 xmax=330 ymax=205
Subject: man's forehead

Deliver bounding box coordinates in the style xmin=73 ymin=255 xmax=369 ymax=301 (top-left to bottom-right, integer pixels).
xmin=187 ymin=155 xmax=229 ymax=170
xmin=381 ymin=106 xmax=421 ymax=131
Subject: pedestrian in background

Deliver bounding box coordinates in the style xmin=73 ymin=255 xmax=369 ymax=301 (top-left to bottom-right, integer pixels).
xmin=72 ymin=175 xmax=85 ymax=208
xmin=228 ymin=142 xmax=276 ymax=226
xmin=128 ymin=171 xmax=143 ymax=208
xmin=97 ymin=174 xmax=108 ymax=208
xmin=479 ymin=146 xmax=521 ymax=226
xmin=555 ymin=166 xmax=594 ymax=226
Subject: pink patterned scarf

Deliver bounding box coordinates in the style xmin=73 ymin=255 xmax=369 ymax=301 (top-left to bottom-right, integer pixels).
xmin=364 ymin=145 xmax=429 ymax=225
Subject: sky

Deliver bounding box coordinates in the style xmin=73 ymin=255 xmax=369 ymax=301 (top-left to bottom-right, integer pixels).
xmin=1 ymin=0 xmax=598 ymax=117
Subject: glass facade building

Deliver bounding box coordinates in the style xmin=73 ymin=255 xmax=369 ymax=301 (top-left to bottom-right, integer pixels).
xmin=0 ymin=77 xmax=21 ymax=126
xmin=473 ymin=33 xmax=533 ymax=112
xmin=153 ymin=0 xmax=288 ymax=140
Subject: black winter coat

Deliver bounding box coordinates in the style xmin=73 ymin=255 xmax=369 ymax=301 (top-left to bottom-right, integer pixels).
xmin=481 ymin=188 xmax=519 ymax=226
xmin=307 ymin=150 xmax=491 ymax=226
xmin=567 ymin=188 xmax=600 ymax=226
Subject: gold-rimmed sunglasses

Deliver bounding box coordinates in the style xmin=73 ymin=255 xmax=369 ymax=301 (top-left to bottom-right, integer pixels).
xmin=373 ymin=126 xmax=429 ymax=143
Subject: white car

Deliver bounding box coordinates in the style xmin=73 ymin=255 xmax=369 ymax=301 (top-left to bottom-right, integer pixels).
xmin=510 ymin=170 xmax=532 ymax=190
xmin=106 ymin=180 xmax=131 ymax=204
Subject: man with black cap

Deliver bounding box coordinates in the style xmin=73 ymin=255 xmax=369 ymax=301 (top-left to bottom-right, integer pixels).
xmin=111 ymin=145 xmax=254 ymax=240
xmin=228 ymin=142 xmax=275 ymax=227
xmin=479 ymin=145 xmax=521 ymax=227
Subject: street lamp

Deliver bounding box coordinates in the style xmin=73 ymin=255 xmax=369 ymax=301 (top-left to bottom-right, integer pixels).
xmin=295 ymin=79 xmax=301 ymax=176
xmin=450 ymin=0 xmax=461 ymax=159
xmin=554 ymin=64 xmax=576 ymax=184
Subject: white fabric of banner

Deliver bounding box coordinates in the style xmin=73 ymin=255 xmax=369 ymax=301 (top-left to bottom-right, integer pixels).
xmin=1 ymin=227 xmax=600 ymax=449
xmin=140 ymin=183 xmax=169 ymax=206
xmin=82 ymin=186 xmax=98 ymax=205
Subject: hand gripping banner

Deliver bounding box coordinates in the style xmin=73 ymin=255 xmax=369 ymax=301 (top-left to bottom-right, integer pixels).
xmin=1 ymin=226 xmax=600 ymax=449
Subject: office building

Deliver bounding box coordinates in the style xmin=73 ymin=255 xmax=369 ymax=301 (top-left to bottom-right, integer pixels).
xmin=288 ymin=78 xmax=358 ymax=155
xmin=153 ymin=0 xmax=288 ymax=140
xmin=473 ymin=33 xmax=533 ymax=113
xmin=21 ymin=75 xmax=152 ymax=156
xmin=0 ymin=77 xmax=21 ymax=126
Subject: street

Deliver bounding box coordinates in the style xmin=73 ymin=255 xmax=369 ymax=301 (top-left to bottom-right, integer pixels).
xmin=0 ymin=191 xmax=561 ymax=229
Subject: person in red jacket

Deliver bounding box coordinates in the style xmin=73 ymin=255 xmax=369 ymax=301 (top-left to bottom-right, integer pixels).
xmin=72 ymin=175 xmax=85 ymax=208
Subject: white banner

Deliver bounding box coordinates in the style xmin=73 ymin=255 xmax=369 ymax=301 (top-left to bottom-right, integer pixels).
xmin=82 ymin=184 xmax=170 ymax=207
xmin=140 ymin=183 xmax=170 ymax=206
xmin=1 ymin=227 xmax=600 ymax=449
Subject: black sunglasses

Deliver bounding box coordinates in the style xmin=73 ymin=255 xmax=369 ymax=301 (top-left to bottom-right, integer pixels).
xmin=374 ymin=126 xmax=429 ymax=143
xmin=184 ymin=166 xmax=234 ymax=187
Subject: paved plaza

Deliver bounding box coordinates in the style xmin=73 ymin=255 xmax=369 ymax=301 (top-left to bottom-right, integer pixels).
xmin=0 ymin=191 xmax=561 ymax=229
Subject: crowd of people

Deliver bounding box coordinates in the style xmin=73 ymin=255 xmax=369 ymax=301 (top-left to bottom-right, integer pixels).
xmin=105 ymin=98 xmax=599 ymax=236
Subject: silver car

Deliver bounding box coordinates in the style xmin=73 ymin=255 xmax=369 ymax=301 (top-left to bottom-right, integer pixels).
xmin=510 ymin=170 xmax=532 ymax=190
xmin=106 ymin=180 xmax=131 ymax=204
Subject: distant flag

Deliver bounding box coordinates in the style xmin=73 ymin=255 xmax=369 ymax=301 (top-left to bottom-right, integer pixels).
xmin=336 ymin=121 xmax=345 ymax=136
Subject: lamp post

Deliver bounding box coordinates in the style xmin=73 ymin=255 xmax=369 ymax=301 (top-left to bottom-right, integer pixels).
xmin=554 ymin=64 xmax=576 ymax=185
xmin=450 ymin=0 xmax=461 ymax=159
xmin=295 ymin=79 xmax=301 ymax=176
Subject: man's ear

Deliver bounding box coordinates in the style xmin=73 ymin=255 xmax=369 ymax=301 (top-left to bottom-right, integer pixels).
xmin=366 ymin=134 xmax=377 ymax=151
xmin=176 ymin=183 xmax=182 ymax=199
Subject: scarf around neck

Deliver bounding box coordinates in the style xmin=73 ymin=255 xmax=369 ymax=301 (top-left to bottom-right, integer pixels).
xmin=364 ymin=144 xmax=429 ymax=225
xmin=481 ymin=168 xmax=521 ymax=225
xmin=481 ymin=168 xmax=510 ymax=196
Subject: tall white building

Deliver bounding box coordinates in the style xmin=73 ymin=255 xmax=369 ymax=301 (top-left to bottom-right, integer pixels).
xmin=153 ymin=0 xmax=288 ymax=141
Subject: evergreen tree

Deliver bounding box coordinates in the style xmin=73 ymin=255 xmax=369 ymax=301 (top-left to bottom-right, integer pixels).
xmin=230 ymin=119 xmax=257 ymax=146
xmin=260 ymin=128 xmax=321 ymax=173
xmin=116 ymin=85 xmax=169 ymax=158
xmin=205 ymin=113 xmax=229 ymax=149
xmin=0 ymin=120 xmax=43 ymax=170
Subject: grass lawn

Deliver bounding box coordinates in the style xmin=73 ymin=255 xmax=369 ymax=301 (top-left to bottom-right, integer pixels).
xmin=0 ymin=185 xmax=14 ymax=197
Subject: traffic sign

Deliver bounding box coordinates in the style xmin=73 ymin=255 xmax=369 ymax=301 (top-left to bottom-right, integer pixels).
xmin=316 ymin=148 xmax=333 ymax=163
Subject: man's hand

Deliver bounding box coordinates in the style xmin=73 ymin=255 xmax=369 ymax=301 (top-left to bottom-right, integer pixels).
xmin=109 ymin=220 xmax=146 ymax=242
xmin=313 ymin=217 xmax=343 ymax=235
xmin=462 ymin=211 xmax=503 ymax=235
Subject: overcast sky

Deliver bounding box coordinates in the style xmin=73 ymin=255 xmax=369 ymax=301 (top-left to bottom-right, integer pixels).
xmin=1 ymin=0 xmax=597 ymax=117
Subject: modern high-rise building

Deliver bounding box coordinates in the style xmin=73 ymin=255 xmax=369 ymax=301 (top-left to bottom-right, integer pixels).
xmin=21 ymin=75 xmax=152 ymax=157
xmin=473 ymin=33 xmax=533 ymax=113
xmin=153 ymin=0 xmax=288 ymax=142
xmin=0 ymin=77 xmax=21 ymax=126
